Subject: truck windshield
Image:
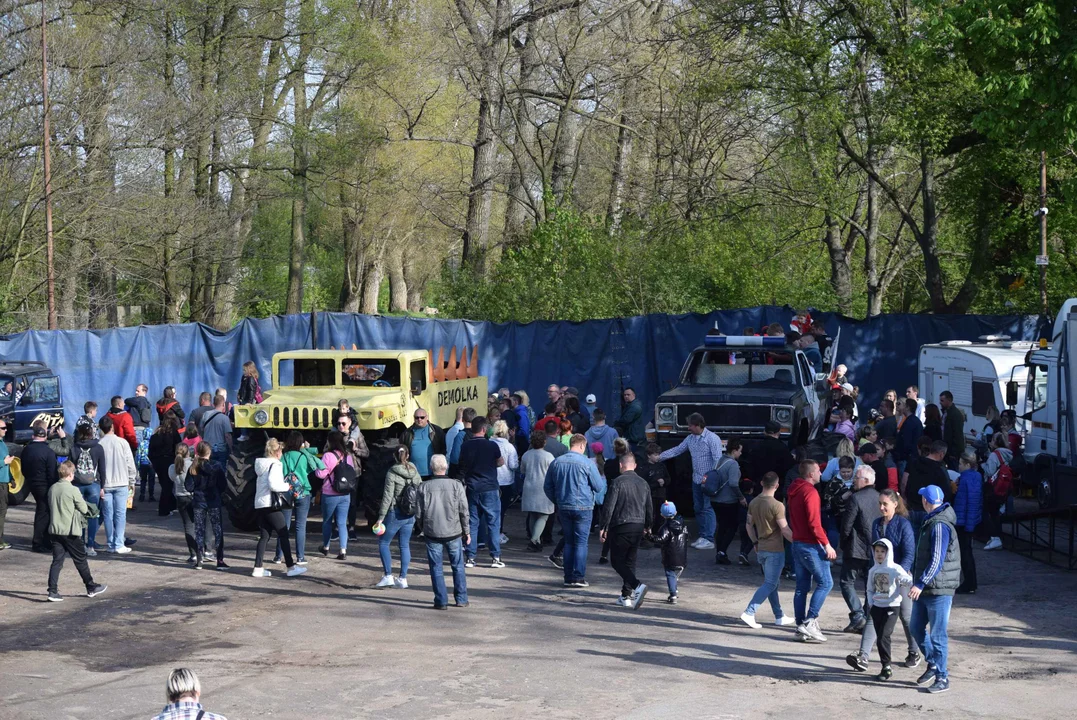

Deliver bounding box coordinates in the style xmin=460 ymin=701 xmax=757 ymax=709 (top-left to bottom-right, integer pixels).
xmin=0 ymin=375 xmax=13 ymax=399
xmin=685 ymin=351 xmax=797 ymax=386
xmin=1031 ymin=364 xmax=1048 ymax=412
xmin=342 ymin=359 xmax=401 ymax=387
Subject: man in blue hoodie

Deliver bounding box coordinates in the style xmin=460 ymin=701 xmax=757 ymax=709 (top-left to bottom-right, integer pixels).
xmin=909 ymin=485 xmax=960 ymax=694
xmin=585 ymin=410 xmax=619 ymax=460
xmin=544 ymin=434 xmax=606 ymax=588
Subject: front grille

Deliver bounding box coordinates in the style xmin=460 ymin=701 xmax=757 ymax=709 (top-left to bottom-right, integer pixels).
xmin=677 ymin=404 xmax=771 ymax=428
xmin=269 ymin=405 xmax=333 ymax=429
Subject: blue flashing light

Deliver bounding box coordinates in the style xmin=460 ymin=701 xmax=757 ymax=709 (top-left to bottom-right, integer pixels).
xmin=703 ymin=335 xmax=786 ymax=348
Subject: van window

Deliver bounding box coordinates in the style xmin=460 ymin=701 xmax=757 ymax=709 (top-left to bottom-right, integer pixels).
xmin=971 ymin=381 xmax=996 ymax=417
xmin=1030 ymin=364 xmax=1048 ymax=412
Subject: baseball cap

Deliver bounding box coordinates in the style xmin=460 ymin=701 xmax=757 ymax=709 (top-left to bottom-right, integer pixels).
xmin=32 ymin=425 xmax=47 ymax=438
xmin=566 ymin=386 xmax=580 ymax=396
xmin=841 ymin=382 xmax=854 ymax=393
xmin=661 ymin=501 xmax=677 ymax=518
xmin=585 ymin=394 xmax=596 ymax=404
xmin=918 ymin=485 xmax=945 ymax=505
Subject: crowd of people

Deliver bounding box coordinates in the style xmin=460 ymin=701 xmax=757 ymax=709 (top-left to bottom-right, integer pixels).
xmin=0 ymin=353 xmax=1007 ymax=697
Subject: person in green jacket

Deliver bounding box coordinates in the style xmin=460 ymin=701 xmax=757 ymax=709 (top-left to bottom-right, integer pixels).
xmin=275 ymin=431 xmax=326 ymax=565
xmin=0 ymin=421 xmax=12 ymax=550
xmin=615 ymin=387 xmax=647 ymax=448
xmin=374 ymin=446 xmax=422 ymax=589
xmin=47 ymin=461 xmax=107 ymax=602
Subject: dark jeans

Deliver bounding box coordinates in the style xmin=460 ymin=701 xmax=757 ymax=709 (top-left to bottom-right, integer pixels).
xmin=255 ymin=507 xmax=293 ymax=568
xmin=957 ymin=529 xmax=977 ymax=592
xmin=31 ymin=483 xmax=52 ymax=551
xmin=77 ymin=483 xmax=101 ymax=549
xmin=48 ymin=534 xmax=95 ymax=593
xmin=153 ymin=460 xmax=175 ymax=516
xmin=983 ymin=495 xmax=1003 ymax=537
xmin=0 ymin=476 xmax=7 ymax=542
xmin=175 ymin=496 xmax=199 ymax=558
xmin=713 ymin=501 xmax=740 ymax=556
xmin=870 ymin=605 xmax=900 ymax=665
xmin=558 ymin=507 xmax=592 ymax=583
xmin=426 ymin=537 xmax=468 ymax=607
xmin=138 ymin=463 xmax=156 ymax=500
xmin=609 ymin=523 xmax=645 ymax=596
xmin=839 ymin=557 xmax=871 ymax=622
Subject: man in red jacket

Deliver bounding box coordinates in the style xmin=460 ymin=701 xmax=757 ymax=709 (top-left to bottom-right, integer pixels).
xmin=787 ymin=459 xmax=837 ymax=643
xmin=106 ymin=395 xmax=137 ymax=453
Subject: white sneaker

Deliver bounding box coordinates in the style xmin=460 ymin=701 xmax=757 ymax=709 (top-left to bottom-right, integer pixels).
xmin=695 ymin=539 xmax=715 ymax=550
xmin=775 ymin=616 xmax=796 ymax=626
xmin=286 ymin=566 xmax=308 ymax=577
xmin=115 ymin=546 xmax=132 ymax=554
xmin=376 ymin=574 xmax=395 ymax=588
xmin=252 ymin=568 xmax=271 ymax=577
xmin=616 ymin=595 xmax=633 ymax=608
xmin=490 ymin=558 xmax=506 ymax=569
xmin=499 ymin=533 xmax=510 ymax=544
xmin=802 ymin=618 xmax=827 ymax=642
xmin=740 ymin=612 xmax=763 ymax=629
xmin=689 ymin=538 xmax=704 ymax=549
xmin=395 ymin=576 xmax=409 ymax=589
xmin=630 ymin=583 xmax=648 ymax=609
xmin=983 ymin=537 xmax=1003 ymax=551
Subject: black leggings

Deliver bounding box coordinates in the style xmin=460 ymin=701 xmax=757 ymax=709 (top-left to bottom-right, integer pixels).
xmin=713 ymin=502 xmax=740 ymax=556
xmin=255 ymin=507 xmax=293 ymax=568
xmin=870 ymin=605 xmax=900 ymax=666
xmin=175 ymin=496 xmax=199 ymax=559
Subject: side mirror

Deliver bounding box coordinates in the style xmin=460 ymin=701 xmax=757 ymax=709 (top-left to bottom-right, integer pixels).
xmin=411 ymin=379 xmax=423 ymax=396
xmin=815 ymin=373 xmax=828 ymax=382
xmin=1005 ymin=380 xmax=1018 ymax=408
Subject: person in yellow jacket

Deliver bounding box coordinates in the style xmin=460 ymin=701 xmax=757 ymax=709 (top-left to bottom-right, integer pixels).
xmin=47 ymin=461 xmax=107 ymax=602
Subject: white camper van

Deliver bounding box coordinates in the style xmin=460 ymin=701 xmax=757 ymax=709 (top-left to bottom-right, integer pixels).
xmin=917 ymin=338 xmax=1033 ymax=444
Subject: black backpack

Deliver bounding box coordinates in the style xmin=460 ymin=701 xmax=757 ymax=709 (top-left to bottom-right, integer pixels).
xmin=331 ymin=452 xmax=358 ymax=494
xmin=396 ymin=481 xmax=419 ymax=517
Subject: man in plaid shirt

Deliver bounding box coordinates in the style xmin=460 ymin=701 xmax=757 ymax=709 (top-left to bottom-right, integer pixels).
xmin=658 ymin=413 xmax=723 ymax=550
xmin=152 ymin=668 xmax=228 ymax=720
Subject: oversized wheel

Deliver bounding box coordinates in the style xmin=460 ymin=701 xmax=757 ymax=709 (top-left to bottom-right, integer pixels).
xmin=225 ymin=436 xmax=264 ymax=531
xmin=5 ymin=444 xmax=28 ymax=506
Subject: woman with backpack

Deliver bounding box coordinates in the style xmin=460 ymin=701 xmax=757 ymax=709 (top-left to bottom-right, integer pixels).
xmin=314 ymin=431 xmax=355 ymax=561
xmin=149 ymin=416 xmax=182 ymax=517
xmin=274 ymin=431 xmax=324 ymax=565
xmin=252 ymin=438 xmax=308 ymax=579
xmin=169 ymin=444 xmax=200 ymax=564
xmin=70 ymin=424 xmax=106 ymax=556
xmin=981 ymin=433 xmax=1012 ymax=551
xmin=188 ymin=441 xmax=227 ymax=570
xmin=374 ymin=446 xmax=422 ymax=588
xmin=237 ymin=361 xmax=263 ymax=405
xmin=708 ymin=438 xmax=746 ymax=565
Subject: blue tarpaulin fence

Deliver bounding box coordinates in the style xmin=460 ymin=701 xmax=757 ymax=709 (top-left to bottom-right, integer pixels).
xmin=0 ymin=307 xmax=1040 ymax=431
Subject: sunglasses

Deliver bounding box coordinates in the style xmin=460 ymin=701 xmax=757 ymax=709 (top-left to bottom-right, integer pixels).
xmin=415 ymin=416 xmax=427 ymax=420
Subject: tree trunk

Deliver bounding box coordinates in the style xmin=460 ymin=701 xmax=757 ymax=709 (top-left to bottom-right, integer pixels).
xmin=286 ymin=66 xmax=309 ymax=315
xmin=550 ymin=95 xmax=582 ymax=205
xmin=360 ymin=254 xmax=383 ymax=314
xmin=504 ymin=26 xmax=540 ymax=242
xmin=606 ymin=75 xmax=637 ymax=234
xmin=863 ymin=159 xmax=883 ymax=316
xmin=339 ymin=198 xmax=365 ymax=313
xmin=404 ymin=254 xmax=423 ymax=311
xmin=462 ymin=95 xmax=495 ymax=274
xmin=388 ymin=246 xmax=408 ymax=312
xmin=823 ymin=212 xmax=853 ymax=315
xmin=917 ymin=145 xmax=947 ymax=313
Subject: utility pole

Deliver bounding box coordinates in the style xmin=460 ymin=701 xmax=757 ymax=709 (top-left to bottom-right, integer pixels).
xmin=41 ymin=1 xmax=57 ymax=330
xmin=1036 ymin=151 xmax=1049 ymax=318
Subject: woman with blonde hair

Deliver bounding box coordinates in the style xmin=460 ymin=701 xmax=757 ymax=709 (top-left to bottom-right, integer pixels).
xmin=237 ymin=361 xmax=262 ymax=405
xmin=492 ymin=420 xmax=519 ymax=544
xmin=821 ymin=437 xmax=861 ymax=482
xmin=252 ymin=438 xmax=306 ymax=578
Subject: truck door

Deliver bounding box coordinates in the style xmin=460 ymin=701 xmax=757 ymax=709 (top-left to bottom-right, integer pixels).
xmin=823 ymin=327 xmax=840 ymax=374
xmin=15 ymin=375 xmax=64 ymax=439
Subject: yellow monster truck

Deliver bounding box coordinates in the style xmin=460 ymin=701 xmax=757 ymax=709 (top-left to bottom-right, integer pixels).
xmin=224 ymin=346 xmax=487 ymax=530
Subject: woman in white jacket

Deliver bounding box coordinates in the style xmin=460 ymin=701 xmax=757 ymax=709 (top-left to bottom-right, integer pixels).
xmin=253 ymin=439 xmax=307 ymax=578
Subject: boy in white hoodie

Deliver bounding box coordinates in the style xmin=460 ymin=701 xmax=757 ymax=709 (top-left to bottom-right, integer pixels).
xmin=865 ymin=538 xmax=913 ymax=681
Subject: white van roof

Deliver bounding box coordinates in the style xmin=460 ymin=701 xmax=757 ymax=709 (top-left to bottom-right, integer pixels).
xmin=920 ymin=342 xmax=1033 ymax=376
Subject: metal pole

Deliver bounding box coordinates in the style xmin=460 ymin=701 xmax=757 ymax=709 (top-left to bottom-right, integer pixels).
xmin=1039 ymin=151 xmax=1049 ymax=317
xmin=41 ymin=1 xmax=57 ymax=330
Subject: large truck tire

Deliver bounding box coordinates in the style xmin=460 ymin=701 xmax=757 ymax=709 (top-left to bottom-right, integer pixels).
xmin=226 ymin=437 xmax=264 ymax=531
xmin=5 ymin=443 xmax=28 ymax=506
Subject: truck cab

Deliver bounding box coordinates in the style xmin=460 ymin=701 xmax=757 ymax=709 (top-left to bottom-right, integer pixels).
xmin=0 ymin=361 xmax=64 ymax=444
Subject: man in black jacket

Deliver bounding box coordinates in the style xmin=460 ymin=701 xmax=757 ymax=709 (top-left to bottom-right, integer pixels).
xmin=600 ymin=452 xmax=653 ymax=609
xmin=903 ymin=439 xmax=950 ymax=535
xmin=22 ymin=422 xmax=59 ymax=552
xmin=839 ymin=465 xmax=881 ymax=632
xmin=939 ymin=392 xmax=966 ymax=470
xmin=746 ymin=421 xmax=795 ymax=501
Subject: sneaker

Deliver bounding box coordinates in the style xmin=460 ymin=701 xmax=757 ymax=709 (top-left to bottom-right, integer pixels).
xmin=193 ymin=560 xmax=203 ymax=570
xmin=86 ymin=583 xmax=107 ymax=597
xmin=740 ymin=612 xmax=763 ymax=629
xmin=801 ymin=618 xmax=826 ymax=643
xmin=85 ymin=547 xmax=97 ymax=557
xmin=738 ymin=553 xmax=751 ymax=566
xmin=124 ymin=538 xmax=136 ymax=547
xmin=286 ymin=565 xmax=308 ymax=577
xmin=216 ymin=561 xmax=229 ymax=571
xmin=186 ymin=555 xmax=197 ymax=564
xmin=376 ymin=574 xmax=396 ymax=588
xmin=395 ymin=576 xmax=409 ymax=589
xmin=715 ymin=552 xmax=731 ymax=565
xmin=433 ymin=604 xmax=448 ymax=610
xmin=296 ymin=559 xmax=308 ymax=566
xmin=526 ymin=541 xmax=542 ymax=552
xmin=490 ymin=558 xmax=506 ymax=569
xmin=567 ymin=579 xmax=590 ymax=588
xmin=252 ymin=568 xmax=272 ymax=577
xmin=598 ymin=555 xmax=609 ymax=565
xmin=272 ymin=557 xmax=283 ymax=565
xmin=846 ymin=653 xmax=869 ymax=672
xmin=455 ymin=601 xmax=470 ymax=608
xmin=781 ymin=568 xmax=796 ymax=580
xmin=465 ymin=558 xmax=476 ymax=568
xmin=904 ymin=652 xmax=923 ymax=669
xmin=320 ymin=545 xmax=329 ymax=557
xmin=47 ymin=591 xmax=63 ymax=602
xmin=689 ymin=538 xmax=703 ymax=549
xmin=877 ymin=665 xmax=893 ymax=682
xmin=843 ymin=617 xmax=867 ymax=633
xmin=337 ymin=551 xmax=347 ymax=560
xmin=630 ymin=583 xmax=648 ymax=609
xmin=775 ymin=616 xmax=796 ymax=626
xmin=983 ymin=537 xmax=1003 ymax=551
xmin=0 ymin=541 xmax=11 ymax=550
xmin=478 ymin=542 xmax=486 ymax=549
xmin=616 ymin=595 xmax=633 ymax=608
xmin=695 ymin=539 xmax=715 ymax=550
xmin=916 ymin=666 xmax=938 ymax=686
xmin=115 ymin=546 xmax=132 ymax=554
xmin=499 ymin=533 xmax=509 ymax=544
xmin=548 ymin=555 xmax=564 ymax=569
xmin=667 ymin=594 xmax=678 ymax=604
xmin=926 ymin=677 xmax=950 ymax=694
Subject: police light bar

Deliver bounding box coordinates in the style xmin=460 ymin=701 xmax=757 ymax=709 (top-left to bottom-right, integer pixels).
xmin=704 ymin=335 xmax=786 ymax=348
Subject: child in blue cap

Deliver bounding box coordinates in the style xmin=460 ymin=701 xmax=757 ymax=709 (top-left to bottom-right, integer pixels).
xmin=653 ymin=501 xmax=689 ymax=603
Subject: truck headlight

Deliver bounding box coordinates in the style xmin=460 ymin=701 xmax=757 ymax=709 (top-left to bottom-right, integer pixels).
xmin=773 ymin=407 xmax=792 ymax=424
xmin=657 ymin=405 xmax=676 ymax=423
xmin=253 ymin=409 xmax=269 ymax=426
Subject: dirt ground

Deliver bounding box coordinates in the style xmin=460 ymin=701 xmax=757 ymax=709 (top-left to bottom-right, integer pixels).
xmin=1 ymin=501 xmax=1075 ymax=720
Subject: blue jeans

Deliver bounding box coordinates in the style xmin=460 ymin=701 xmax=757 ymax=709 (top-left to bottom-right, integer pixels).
xmin=321 ymin=494 xmax=350 ymax=551
xmin=792 ymin=541 xmax=834 ymax=624
xmin=78 ymin=483 xmax=101 ymax=549
xmin=426 ymin=537 xmax=468 ymax=607
xmin=379 ymin=507 xmax=415 ymax=576
xmin=278 ymin=494 xmax=311 ymax=561
xmin=665 ymin=568 xmax=683 ymax=596
xmin=745 ymin=550 xmax=787 ymax=619
xmin=101 ymin=486 xmax=129 ymax=551
xmin=911 ymin=594 xmax=953 ymax=678
xmin=557 ymin=507 xmax=593 ymax=583
xmin=466 ymin=488 xmax=501 ymax=560
xmin=692 ymin=482 xmax=715 ymax=541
